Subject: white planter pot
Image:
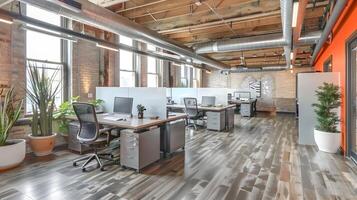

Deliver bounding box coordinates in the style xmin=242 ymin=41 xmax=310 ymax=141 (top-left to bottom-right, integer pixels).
xmin=314 ymin=129 xmax=340 ymax=153
xmin=0 ymin=139 xmax=26 ymax=171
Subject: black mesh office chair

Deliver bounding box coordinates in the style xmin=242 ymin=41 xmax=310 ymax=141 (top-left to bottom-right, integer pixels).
xmin=72 ymin=103 xmax=113 ymax=171
xmin=252 ymin=99 xmax=258 ymax=116
xmin=183 ymin=97 xmax=204 ymax=130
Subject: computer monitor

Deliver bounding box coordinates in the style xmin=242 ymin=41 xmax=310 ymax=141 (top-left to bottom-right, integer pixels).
xmin=201 ymin=96 xmax=216 ymax=107
xmin=113 ymin=97 xmax=133 ymax=115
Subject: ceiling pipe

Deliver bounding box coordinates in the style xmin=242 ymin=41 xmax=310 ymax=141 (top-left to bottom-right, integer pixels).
xmin=220 ymin=65 xmax=289 ymax=74
xmin=193 ymin=33 xmax=287 ymax=54
xmin=281 ymin=0 xmax=292 ymax=68
xmin=193 ymin=0 xmax=293 ymax=68
xmin=295 ymin=31 xmax=321 ymax=46
xmin=310 ymin=0 xmax=348 ymax=65
xmin=0 ymin=0 xmax=13 ymax=7
xmin=18 ymin=0 xmax=229 ymax=70
xmin=0 ymin=8 xmax=202 ymax=68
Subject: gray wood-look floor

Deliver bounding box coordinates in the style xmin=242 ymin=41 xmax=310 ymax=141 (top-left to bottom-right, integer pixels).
xmin=1 ymin=113 xmax=357 ymax=200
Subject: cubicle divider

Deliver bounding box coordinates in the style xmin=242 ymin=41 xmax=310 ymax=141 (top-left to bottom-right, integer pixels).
xmin=96 ymin=87 xmax=167 ymax=119
xmin=167 ymin=88 xmax=231 ymax=105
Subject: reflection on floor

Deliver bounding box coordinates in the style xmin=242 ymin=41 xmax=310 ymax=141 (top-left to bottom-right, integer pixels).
xmin=0 ymin=113 xmax=356 ymax=200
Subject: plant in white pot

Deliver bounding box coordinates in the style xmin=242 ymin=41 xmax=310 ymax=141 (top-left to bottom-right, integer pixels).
xmin=26 ymin=64 xmax=61 ymax=156
xmin=312 ymin=82 xmax=341 ymax=153
xmin=0 ymin=87 xmax=24 ymax=171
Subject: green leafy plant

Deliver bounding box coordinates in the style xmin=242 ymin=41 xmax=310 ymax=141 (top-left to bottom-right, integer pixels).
xmin=53 ymin=96 xmax=79 ymax=135
xmin=26 ymin=64 xmax=61 ymax=137
xmin=0 ymin=88 xmax=23 ymax=146
xmin=89 ymin=99 xmax=104 ymax=108
xmin=312 ymin=82 xmax=341 ymax=133
xmin=137 ymin=104 xmax=146 ymax=113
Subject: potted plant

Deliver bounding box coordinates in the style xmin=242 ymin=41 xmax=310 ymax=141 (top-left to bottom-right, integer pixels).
xmin=53 ymin=96 xmax=79 ymax=141
xmin=312 ymin=82 xmax=341 ymax=153
xmin=137 ymin=104 xmax=146 ymax=119
xmin=0 ymin=87 xmax=24 ymax=171
xmin=89 ymin=99 xmax=104 ymax=113
xmin=26 ymin=65 xmax=61 ymax=156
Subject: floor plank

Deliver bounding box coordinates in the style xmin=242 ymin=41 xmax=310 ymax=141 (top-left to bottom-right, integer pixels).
xmin=0 ymin=113 xmax=356 ymax=200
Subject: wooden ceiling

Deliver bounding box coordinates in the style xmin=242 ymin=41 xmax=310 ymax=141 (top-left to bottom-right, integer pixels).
xmin=106 ymin=0 xmax=330 ymax=68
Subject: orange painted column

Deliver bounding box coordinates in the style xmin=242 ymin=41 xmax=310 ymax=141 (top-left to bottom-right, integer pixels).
xmin=314 ymin=0 xmax=357 ymax=154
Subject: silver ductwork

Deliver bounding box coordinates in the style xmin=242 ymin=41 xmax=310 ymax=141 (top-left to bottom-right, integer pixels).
xmin=193 ymin=33 xmax=287 ymax=54
xmin=0 ymin=0 xmax=13 ymax=7
xmin=194 ymin=0 xmax=293 ymax=68
xmin=18 ymin=0 xmax=229 ymax=70
xmin=0 ymin=8 xmax=203 ymax=68
xmin=281 ymin=0 xmax=292 ymax=68
xmin=296 ymin=31 xmax=322 ymax=46
xmin=220 ymin=65 xmax=289 ymax=74
xmin=310 ymin=0 xmax=347 ymax=65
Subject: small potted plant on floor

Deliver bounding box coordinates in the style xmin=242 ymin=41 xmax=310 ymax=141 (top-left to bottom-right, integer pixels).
xmin=53 ymin=96 xmax=79 ymax=142
xmin=26 ymin=65 xmax=61 ymax=156
xmin=0 ymin=87 xmax=24 ymax=171
xmin=137 ymin=104 xmax=146 ymax=119
xmin=312 ymin=82 xmax=341 ymax=153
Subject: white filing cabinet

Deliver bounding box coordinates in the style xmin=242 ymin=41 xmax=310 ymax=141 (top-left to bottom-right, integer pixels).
xmin=206 ymin=111 xmax=225 ymax=131
xmin=120 ymin=128 xmax=160 ymax=172
xmin=160 ymin=119 xmax=186 ymax=156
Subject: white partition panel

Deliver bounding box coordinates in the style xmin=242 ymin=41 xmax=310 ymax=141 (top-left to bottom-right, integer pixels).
xmin=96 ymin=87 xmax=129 ymax=112
xmin=197 ymin=88 xmax=228 ymax=105
xmin=128 ymin=88 xmax=167 ymax=119
xmin=171 ymin=88 xmax=198 ymax=105
xmin=166 ymin=88 xmax=172 ymax=98
xmin=96 ymin=87 xmax=167 ymax=119
xmin=297 ymin=72 xmax=340 ymax=145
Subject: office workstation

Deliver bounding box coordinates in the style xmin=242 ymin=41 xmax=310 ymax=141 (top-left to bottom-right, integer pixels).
xmin=1 ymin=0 xmax=356 ymax=199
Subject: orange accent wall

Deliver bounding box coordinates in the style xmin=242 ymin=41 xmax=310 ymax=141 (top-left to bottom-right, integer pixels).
xmin=314 ymin=0 xmax=357 ymax=154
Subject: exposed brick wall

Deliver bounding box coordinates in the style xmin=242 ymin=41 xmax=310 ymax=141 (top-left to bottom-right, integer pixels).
xmin=202 ymin=67 xmax=313 ymax=112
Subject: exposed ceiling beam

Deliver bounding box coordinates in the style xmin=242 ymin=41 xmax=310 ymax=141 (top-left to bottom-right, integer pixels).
xmin=158 ymin=10 xmax=280 ymax=34
xmin=117 ymin=0 xmax=167 ymax=13
xmin=292 ymin=0 xmax=308 ymax=64
xmin=88 ymin=0 xmax=128 ymax=8
xmin=18 ymin=0 xmax=229 ymax=70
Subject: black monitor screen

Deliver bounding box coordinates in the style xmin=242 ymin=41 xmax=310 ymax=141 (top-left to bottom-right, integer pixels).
xmin=113 ymin=97 xmax=133 ymax=114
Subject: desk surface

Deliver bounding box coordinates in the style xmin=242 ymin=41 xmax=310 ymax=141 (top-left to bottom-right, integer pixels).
xmin=229 ymin=99 xmax=256 ymax=104
xmin=167 ymin=104 xmax=235 ymax=111
xmin=67 ymin=113 xmax=187 ymax=131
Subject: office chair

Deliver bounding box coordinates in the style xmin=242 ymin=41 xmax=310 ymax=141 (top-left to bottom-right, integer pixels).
xmin=252 ymin=99 xmax=258 ymax=116
xmin=183 ymin=97 xmax=205 ymax=130
xmin=72 ymin=103 xmax=114 ymax=171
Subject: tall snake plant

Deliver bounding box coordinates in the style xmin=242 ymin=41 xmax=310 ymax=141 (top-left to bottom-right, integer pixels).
xmin=0 ymin=88 xmax=23 ymax=146
xmin=26 ymin=64 xmax=61 ymax=137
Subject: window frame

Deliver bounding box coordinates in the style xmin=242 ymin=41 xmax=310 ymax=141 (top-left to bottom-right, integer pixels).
xmin=25 ymin=4 xmax=66 ymax=113
xmin=146 ymin=44 xmax=161 ymax=87
xmin=119 ymin=35 xmax=136 ymax=87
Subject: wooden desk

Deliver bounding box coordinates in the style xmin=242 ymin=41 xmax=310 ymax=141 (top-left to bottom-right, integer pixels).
xmin=167 ymin=104 xmax=235 ymax=131
xmin=229 ymin=99 xmax=256 ymax=117
xmin=67 ymin=113 xmax=187 ymax=131
xmin=228 ymin=99 xmax=256 ymax=105
xmin=167 ymin=104 xmax=235 ymax=112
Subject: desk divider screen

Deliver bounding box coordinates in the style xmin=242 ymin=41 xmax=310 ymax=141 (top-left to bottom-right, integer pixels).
xmin=171 ymin=88 xmax=198 ymax=105
xmin=170 ymin=88 xmax=230 ymax=106
xmin=96 ymin=87 xmax=167 ymax=119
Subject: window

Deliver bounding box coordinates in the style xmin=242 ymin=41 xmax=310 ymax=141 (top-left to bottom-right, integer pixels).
xmin=180 ymin=64 xmax=189 ymax=87
xmin=119 ymin=35 xmax=136 ymax=87
xmin=26 ymin=5 xmax=63 ymax=113
xmin=192 ymin=68 xmax=201 ymax=88
xmin=147 ymin=44 xmax=159 ymax=87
